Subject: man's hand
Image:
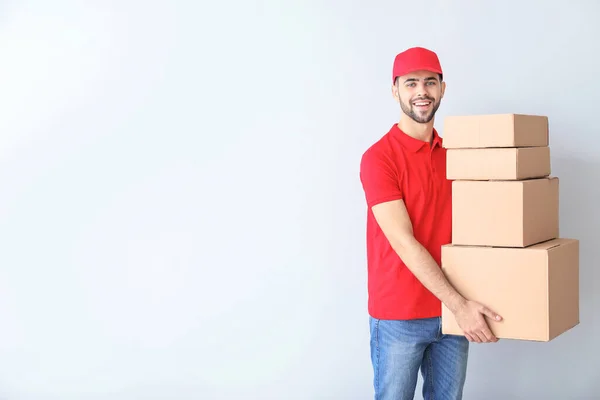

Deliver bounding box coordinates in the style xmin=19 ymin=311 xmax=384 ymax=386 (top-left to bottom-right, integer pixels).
xmin=452 ymin=299 xmax=502 ymax=343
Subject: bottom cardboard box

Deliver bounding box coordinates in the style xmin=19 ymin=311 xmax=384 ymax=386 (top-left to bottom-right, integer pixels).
xmin=440 ymin=238 xmax=579 ymax=342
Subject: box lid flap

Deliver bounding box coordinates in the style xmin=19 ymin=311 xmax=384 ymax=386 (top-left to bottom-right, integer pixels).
xmin=527 ymin=238 xmax=578 ymax=251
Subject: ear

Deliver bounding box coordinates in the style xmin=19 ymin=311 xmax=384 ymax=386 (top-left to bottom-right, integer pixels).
xmin=391 ymin=82 xmax=400 ymax=103
xmin=440 ymin=81 xmax=446 ymax=99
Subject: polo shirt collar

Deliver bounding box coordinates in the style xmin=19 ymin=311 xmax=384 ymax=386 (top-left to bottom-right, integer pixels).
xmin=391 ymin=123 xmax=443 ymax=152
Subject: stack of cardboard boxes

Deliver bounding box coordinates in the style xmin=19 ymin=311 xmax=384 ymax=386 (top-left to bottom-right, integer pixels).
xmin=440 ymin=114 xmax=580 ymax=342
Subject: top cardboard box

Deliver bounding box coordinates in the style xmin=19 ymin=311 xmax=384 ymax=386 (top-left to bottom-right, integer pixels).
xmin=442 ymin=114 xmax=549 ymax=149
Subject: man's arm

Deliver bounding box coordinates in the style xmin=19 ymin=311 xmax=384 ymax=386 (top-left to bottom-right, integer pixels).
xmin=371 ymin=199 xmax=502 ymax=343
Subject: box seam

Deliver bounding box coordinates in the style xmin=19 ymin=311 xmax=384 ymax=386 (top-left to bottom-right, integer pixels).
xmin=515 ymin=149 xmax=520 ymax=179
xmin=546 ymin=251 xmax=551 ymax=341
xmin=511 ymin=114 xmax=516 ymax=146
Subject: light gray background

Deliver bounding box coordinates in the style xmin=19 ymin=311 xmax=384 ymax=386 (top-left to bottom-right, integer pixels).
xmin=0 ymin=1 xmax=597 ymax=399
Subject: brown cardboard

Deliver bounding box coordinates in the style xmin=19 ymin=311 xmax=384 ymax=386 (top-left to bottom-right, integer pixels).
xmin=452 ymin=177 xmax=559 ymax=247
xmin=440 ymin=238 xmax=579 ymax=341
xmin=446 ymin=146 xmax=551 ymax=180
xmin=443 ymin=114 xmax=548 ymax=149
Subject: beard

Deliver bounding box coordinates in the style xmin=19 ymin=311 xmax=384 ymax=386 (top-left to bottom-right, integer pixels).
xmin=399 ymin=94 xmax=441 ymax=124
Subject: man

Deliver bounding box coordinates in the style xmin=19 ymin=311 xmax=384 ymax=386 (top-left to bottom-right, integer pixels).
xmin=359 ymin=47 xmax=503 ymax=400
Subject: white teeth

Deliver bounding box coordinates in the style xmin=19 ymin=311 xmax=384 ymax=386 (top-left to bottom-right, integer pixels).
xmin=414 ymin=102 xmax=430 ymax=106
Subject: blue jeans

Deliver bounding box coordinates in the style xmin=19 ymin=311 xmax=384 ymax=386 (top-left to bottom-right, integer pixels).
xmin=369 ymin=316 xmax=469 ymax=400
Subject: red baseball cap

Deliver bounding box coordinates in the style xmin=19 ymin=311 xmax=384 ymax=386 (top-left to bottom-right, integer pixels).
xmin=392 ymin=47 xmax=443 ymax=83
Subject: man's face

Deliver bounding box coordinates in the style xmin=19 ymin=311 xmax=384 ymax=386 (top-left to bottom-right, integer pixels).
xmin=393 ymin=70 xmax=445 ymax=124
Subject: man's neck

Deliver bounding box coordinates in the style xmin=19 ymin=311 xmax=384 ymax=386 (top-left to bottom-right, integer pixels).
xmin=397 ymin=116 xmax=434 ymax=143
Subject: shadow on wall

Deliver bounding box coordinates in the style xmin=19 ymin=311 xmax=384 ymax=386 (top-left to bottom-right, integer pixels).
xmin=463 ymin=154 xmax=600 ymax=399
xmin=553 ymin=154 xmax=599 ymax=337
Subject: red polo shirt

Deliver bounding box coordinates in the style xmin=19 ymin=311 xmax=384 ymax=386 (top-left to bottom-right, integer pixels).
xmin=359 ymin=123 xmax=452 ymax=320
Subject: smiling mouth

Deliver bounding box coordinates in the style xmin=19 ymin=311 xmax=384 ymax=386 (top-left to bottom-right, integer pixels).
xmin=412 ymin=100 xmax=432 ymax=110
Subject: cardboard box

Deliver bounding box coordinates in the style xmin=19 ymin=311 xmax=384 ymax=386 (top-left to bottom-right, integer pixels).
xmin=446 ymin=146 xmax=551 ymax=180
xmin=452 ymin=177 xmax=559 ymax=247
xmin=440 ymin=238 xmax=579 ymax=341
xmin=443 ymin=114 xmax=549 ymax=149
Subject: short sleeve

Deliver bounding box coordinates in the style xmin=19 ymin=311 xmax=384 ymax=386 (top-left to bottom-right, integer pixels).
xmin=360 ymin=148 xmax=403 ymax=208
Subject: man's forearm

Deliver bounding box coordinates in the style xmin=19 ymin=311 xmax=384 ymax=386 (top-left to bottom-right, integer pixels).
xmin=391 ymin=235 xmax=466 ymax=313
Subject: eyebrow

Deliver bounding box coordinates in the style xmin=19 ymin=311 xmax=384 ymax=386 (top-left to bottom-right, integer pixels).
xmin=404 ymin=77 xmax=438 ymax=83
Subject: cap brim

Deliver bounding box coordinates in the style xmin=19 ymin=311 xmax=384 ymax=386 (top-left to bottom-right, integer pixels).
xmin=393 ymin=66 xmax=443 ymax=82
